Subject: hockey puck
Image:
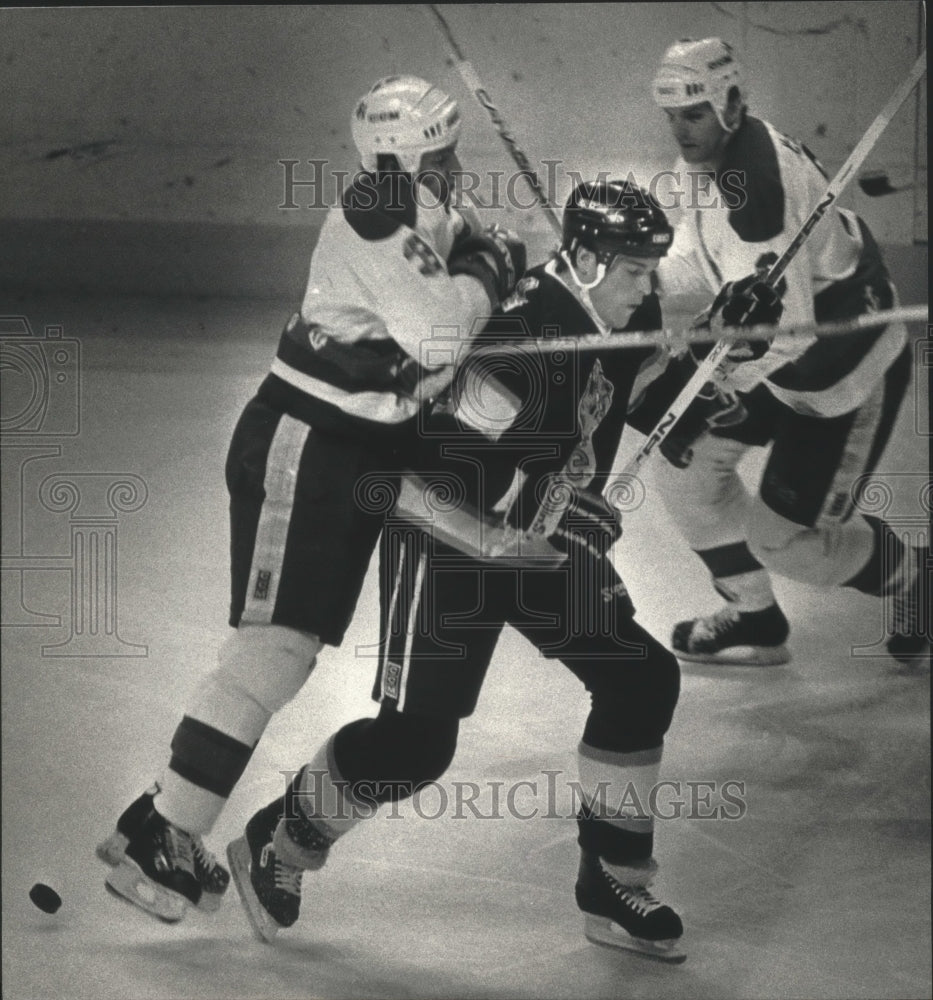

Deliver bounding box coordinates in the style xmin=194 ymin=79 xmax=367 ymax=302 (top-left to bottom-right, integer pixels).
xmin=857 ymin=171 xmax=898 ymax=197
xmin=29 ymin=883 xmax=62 ymax=914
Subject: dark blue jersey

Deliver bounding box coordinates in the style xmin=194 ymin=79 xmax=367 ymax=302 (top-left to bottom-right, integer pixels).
xmin=416 ymin=258 xmax=664 ymax=529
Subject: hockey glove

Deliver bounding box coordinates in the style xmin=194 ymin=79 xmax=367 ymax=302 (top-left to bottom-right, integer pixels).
xmin=658 ymin=387 xmax=748 ymax=469
xmin=551 ymin=489 xmax=623 ymax=557
xmin=710 ymin=250 xmax=785 ymax=333
xmin=448 ymin=224 xmax=527 ymax=305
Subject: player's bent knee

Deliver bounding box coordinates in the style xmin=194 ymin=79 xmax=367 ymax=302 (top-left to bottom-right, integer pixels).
xmin=745 ymin=501 xmax=823 ymax=580
xmin=584 ymin=645 xmax=680 ymax=751
xmin=215 ymin=624 xmax=321 ymax=714
xmin=747 ymin=499 xmax=873 ymax=587
xmin=334 ymin=708 xmax=459 ymax=800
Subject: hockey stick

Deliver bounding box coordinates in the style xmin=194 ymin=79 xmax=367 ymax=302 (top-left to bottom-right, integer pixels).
xmin=394 ymin=301 xmax=924 ymax=565
xmin=614 ymin=49 xmax=927 ymax=482
xmin=526 ymin=50 xmax=925 ymax=539
xmin=463 ymin=304 xmax=927 ymax=357
xmin=427 ymin=3 xmax=563 ymax=237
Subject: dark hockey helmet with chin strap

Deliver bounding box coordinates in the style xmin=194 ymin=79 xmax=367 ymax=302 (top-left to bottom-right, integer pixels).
xmin=562 ymin=179 xmax=673 ymax=263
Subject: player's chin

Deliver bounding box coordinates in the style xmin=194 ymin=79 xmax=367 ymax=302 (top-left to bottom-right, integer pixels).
xmin=613 ymin=306 xmax=637 ymax=328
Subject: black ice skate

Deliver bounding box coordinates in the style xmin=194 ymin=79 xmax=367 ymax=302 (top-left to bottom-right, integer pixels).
xmin=96 ymin=784 xmax=230 ymax=913
xmin=887 ymin=548 xmax=931 ymax=670
xmin=104 ymin=807 xmax=202 ymax=923
xmin=672 ymin=602 xmax=790 ymax=665
xmin=575 ymin=853 xmax=685 ymax=963
xmin=227 ymin=790 xmax=334 ymax=944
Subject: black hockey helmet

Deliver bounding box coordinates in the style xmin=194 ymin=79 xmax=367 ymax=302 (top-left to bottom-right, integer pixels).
xmin=562 ymin=179 xmax=673 ymax=263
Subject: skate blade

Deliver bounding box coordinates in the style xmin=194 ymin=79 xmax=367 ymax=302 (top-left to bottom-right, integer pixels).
xmin=583 ymin=914 xmax=686 ymax=964
xmin=675 ymin=644 xmax=790 ymax=667
xmin=96 ymin=830 xmax=129 ymax=867
xmin=197 ymin=889 xmax=225 ymax=914
xmin=227 ymin=836 xmax=281 ymax=944
xmin=98 ymin=831 xmax=225 ymax=913
xmin=105 ymin=859 xmax=188 ymax=923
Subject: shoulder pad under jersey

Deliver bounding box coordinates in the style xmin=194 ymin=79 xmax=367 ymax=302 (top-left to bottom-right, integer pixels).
xmin=342 ymin=172 xmax=417 ymax=240
xmin=721 ymin=116 xmax=784 ymax=243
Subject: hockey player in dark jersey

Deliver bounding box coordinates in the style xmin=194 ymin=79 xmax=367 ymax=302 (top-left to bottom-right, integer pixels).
xmin=649 ymin=38 xmax=928 ymax=668
xmin=96 ymin=74 xmax=526 ymax=923
xmin=224 ymin=180 xmax=725 ymax=963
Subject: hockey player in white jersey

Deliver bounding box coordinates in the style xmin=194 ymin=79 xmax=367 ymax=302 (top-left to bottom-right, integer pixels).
xmin=96 ymin=74 xmax=526 ymax=922
xmin=648 ymin=38 xmax=928 ymax=668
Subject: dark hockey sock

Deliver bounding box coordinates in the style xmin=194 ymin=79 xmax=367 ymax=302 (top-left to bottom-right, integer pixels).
xmin=577 ymin=800 xmax=653 ymax=863
xmin=694 ymin=541 xmax=779 ymax=611
xmin=842 ymin=516 xmax=907 ymax=597
xmin=168 ymin=715 xmax=254 ymax=799
xmin=695 ymin=540 xmax=765 ymax=580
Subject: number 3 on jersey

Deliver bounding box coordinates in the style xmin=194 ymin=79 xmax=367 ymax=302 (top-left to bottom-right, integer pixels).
xmin=403 ymin=233 xmax=444 ymax=276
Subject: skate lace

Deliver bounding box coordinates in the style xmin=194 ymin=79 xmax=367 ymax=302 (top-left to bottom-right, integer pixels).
xmin=260 ymin=842 xmax=303 ymax=897
xmin=692 ymin=606 xmax=740 ymax=643
xmin=191 ymin=836 xmax=219 ymax=873
xmin=164 ymin=824 xmax=195 ymax=870
xmin=611 ymin=879 xmax=664 ymax=916
xmin=274 ymin=861 xmax=303 ymax=896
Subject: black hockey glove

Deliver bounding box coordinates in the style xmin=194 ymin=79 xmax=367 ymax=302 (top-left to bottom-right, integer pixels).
xmin=551 ymin=489 xmax=623 ymax=557
xmin=658 ymin=387 xmax=748 ymax=469
xmin=448 ymin=224 xmax=527 ymax=305
xmin=690 ymin=252 xmax=786 ymax=368
xmin=710 ymin=250 xmax=785 ymax=333
xmin=713 ymin=278 xmax=783 ymax=328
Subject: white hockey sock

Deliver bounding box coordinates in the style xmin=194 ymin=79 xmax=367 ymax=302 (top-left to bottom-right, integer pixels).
xmin=157 ymin=771 xmax=227 ymax=836
xmin=156 ymin=678 xmax=272 ymax=835
xmin=289 ymin=738 xmax=379 ymax=842
xmin=577 ymin=742 xmax=662 ymax=837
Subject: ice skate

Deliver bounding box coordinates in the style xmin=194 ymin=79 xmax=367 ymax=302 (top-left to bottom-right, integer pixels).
xmin=672 ymin=602 xmax=790 ymax=665
xmin=104 ymin=808 xmax=202 ymax=922
xmin=887 ymin=547 xmax=930 ymax=670
xmin=575 ymin=853 xmax=685 ymax=963
xmin=97 ymin=784 xmax=230 ymax=913
xmin=228 ymin=797 xmax=300 ymax=943
xmin=228 ymin=778 xmax=336 ymax=943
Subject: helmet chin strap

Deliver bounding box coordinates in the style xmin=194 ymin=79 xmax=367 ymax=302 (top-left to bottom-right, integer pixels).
xmin=559 ymin=248 xmax=612 ymax=329
xmin=559 ymin=248 xmax=607 ymax=293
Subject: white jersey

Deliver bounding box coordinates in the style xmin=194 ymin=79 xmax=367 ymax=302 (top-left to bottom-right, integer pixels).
xmin=659 ymin=116 xmax=906 ymax=417
xmin=268 ymin=172 xmax=490 ymax=431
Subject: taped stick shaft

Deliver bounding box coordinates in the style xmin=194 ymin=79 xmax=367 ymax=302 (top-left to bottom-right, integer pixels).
xmin=669 ymin=51 xmax=926 ymax=430
xmin=427 ymin=4 xmax=563 ymax=236
xmin=766 ymin=50 xmax=926 ymax=289
xmin=465 ymin=305 xmax=927 ymax=358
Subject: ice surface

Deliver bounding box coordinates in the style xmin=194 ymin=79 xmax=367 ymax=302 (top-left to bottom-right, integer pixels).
xmin=2 ymin=295 xmax=929 ymax=999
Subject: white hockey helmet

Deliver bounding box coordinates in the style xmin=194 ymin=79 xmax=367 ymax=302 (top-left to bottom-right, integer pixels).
xmin=351 ymin=75 xmax=462 ymax=174
xmin=652 ymin=38 xmax=745 ymax=131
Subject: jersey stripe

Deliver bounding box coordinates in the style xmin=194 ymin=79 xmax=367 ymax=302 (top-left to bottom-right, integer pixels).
xmin=270 ymin=357 xmax=421 ymax=424
xmin=815 ymin=377 xmax=885 ymax=526
xmin=242 ymin=414 xmax=309 ymax=624
xmin=769 ymin=319 xmax=906 ymax=418
xmin=396 ymin=546 xmax=428 ymax=712
xmin=380 ymin=537 xmax=407 ymax=702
